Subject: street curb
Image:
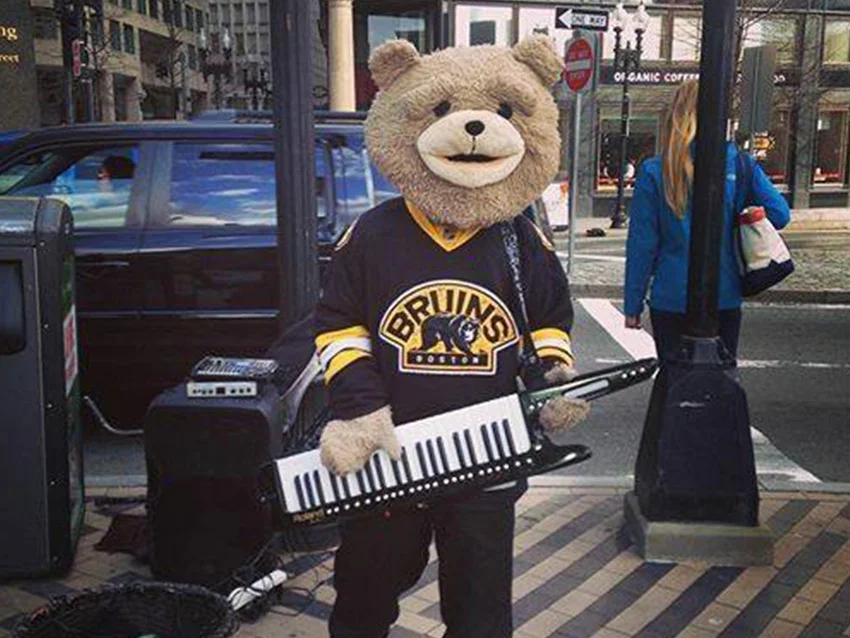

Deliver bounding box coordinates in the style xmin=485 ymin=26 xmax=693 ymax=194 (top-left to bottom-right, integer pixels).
xmin=570 ymin=284 xmax=850 ymax=305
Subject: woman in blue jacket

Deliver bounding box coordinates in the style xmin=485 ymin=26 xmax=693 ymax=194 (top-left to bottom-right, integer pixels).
xmin=624 ymin=80 xmax=791 ymax=360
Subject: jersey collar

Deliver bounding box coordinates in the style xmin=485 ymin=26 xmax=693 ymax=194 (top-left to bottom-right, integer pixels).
xmin=405 ymin=200 xmax=481 ymax=252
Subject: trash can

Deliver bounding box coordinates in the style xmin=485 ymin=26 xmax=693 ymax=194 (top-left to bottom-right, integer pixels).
xmin=13 ymin=582 xmax=239 ymax=638
xmin=0 ymin=197 xmax=83 ymax=578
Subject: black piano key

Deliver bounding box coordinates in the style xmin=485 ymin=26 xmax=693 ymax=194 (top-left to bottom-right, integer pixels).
xmin=453 ymin=432 xmax=467 ymax=468
xmin=363 ymin=461 xmax=376 ymax=492
xmin=502 ymin=419 xmax=517 ymax=456
xmin=391 ymin=457 xmax=403 ymax=484
xmin=342 ymin=475 xmax=351 ymax=499
xmin=313 ymin=470 xmax=326 ymax=505
xmin=373 ymin=456 xmax=386 ymax=489
xmin=401 ymin=449 xmax=413 ymax=482
xmin=464 ymin=430 xmax=478 ymax=465
xmin=426 ymin=440 xmax=440 ymax=475
xmin=480 ymin=424 xmax=495 ymax=460
xmin=355 ymin=470 xmax=366 ymax=494
xmin=294 ymin=475 xmax=306 ymax=510
xmin=490 ymin=422 xmax=506 ymax=459
xmin=415 ymin=442 xmax=430 ymax=478
xmin=437 ymin=437 xmax=451 ymax=472
xmin=304 ymin=473 xmax=316 ymax=508
xmin=329 ymin=473 xmax=341 ymax=501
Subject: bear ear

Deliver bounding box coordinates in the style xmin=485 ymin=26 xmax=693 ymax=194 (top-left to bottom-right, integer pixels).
xmin=369 ymin=39 xmax=421 ymax=90
xmin=512 ymin=35 xmax=564 ymax=86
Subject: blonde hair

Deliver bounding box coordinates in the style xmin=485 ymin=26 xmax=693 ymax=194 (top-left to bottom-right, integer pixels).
xmin=662 ymin=80 xmax=699 ymax=219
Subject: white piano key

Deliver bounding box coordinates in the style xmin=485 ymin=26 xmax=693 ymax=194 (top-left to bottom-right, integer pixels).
xmin=373 ymin=451 xmax=397 ymax=489
xmin=316 ymin=468 xmax=335 ymax=505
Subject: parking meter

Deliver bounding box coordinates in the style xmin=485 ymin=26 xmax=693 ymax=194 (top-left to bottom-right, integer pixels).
xmin=0 ymin=197 xmax=83 ymax=577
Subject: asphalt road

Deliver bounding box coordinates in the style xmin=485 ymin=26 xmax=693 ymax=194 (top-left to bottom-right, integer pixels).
xmin=550 ymin=300 xmax=850 ymax=485
xmin=84 ymin=299 xmax=850 ymax=486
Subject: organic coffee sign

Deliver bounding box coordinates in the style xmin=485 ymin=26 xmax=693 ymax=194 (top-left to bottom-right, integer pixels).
xmin=0 ymin=0 xmax=39 ymax=129
xmin=600 ymin=65 xmax=800 ymax=87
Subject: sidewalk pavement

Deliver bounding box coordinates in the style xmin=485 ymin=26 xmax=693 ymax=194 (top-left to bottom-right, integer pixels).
xmin=556 ymin=208 xmax=850 ymax=304
xmin=3 ymin=486 xmax=850 ymax=637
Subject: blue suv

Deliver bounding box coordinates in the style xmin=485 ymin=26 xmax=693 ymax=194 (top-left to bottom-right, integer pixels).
xmin=0 ymin=115 xmax=398 ymax=431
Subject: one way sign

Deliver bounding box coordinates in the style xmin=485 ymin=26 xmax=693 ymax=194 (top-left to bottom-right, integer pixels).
xmin=555 ymin=7 xmax=610 ymax=31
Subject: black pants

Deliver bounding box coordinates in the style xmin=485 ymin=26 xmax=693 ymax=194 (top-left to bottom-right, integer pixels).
xmin=649 ymin=308 xmax=743 ymax=362
xmin=329 ymin=483 xmax=524 ymax=638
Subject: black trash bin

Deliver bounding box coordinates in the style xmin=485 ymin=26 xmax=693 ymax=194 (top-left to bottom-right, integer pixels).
xmin=13 ymin=582 xmax=239 ymax=638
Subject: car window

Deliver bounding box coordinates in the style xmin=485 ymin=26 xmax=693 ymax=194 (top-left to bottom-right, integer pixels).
xmin=0 ymin=145 xmax=140 ymax=229
xmin=164 ymin=142 xmax=328 ymax=228
xmin=330 ymin=134 xmax=373 ymax=230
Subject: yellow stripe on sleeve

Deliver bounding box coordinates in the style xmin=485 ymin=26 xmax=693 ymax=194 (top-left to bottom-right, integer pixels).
xmin=537 ymin=347 xmax=574 ymax=366
xmin=324 ymin=350 xmax=372 ymax=383
xmin=531 ymin=328 xmax=570 ymax=344
xmin=315 ymin=325 xmax=370 ymax=353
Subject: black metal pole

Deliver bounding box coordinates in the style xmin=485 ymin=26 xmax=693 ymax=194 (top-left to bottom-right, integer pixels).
xmin=685 ymin=0 xmax=738 ymax=337
xmin=270 ymin=0 xmax=318 ymax=330
xmin=631 ymin=0 xmax=760 ymax=532
xmin=612 ymin=57 xmax=631 ymax=229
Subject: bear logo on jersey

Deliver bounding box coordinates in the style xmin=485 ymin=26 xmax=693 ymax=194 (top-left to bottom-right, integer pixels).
xmin=379 ymin=280 xmax=518 ymax=375
xmin=421 ymin=314 xmax=480 ymax=356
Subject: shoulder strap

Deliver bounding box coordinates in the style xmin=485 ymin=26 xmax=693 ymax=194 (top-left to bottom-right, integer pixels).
xmin=735 ymin=149 xmax=753 ymax=212
xmin=500 ymin=219 xmax=541 ymax=370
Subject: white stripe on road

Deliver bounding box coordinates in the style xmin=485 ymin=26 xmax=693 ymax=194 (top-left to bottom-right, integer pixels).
xmin=595 ymin=356 xmax=850 ymax=371
xmin=579 ymin=298 xmax=821 ymax=484
xmin=557 ymin=252 xmax=626 ymax=263
xmin=578 ymin=298 xmax=657 ymax=360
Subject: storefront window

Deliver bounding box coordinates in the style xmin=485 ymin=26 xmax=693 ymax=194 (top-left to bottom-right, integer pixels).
xmin=354 ymin=7 xmax=430 ymax=109
xmin=455 ymin=5 xmax=512 ymax=47
xmin=671 ymin=15 xmax=701 ymax=62
xmin=518 ymin=7 xmax=572 ymax=58
xmin=813 ymin=111 xmax=848 ymax=186
xmin=741 ymin=17 xmax=797 ymax=66
xmin=602 ymin=14 xmax=663 ymax=62
xmin=824 ymin=20 xmax=850 ymax=64
xmin=597 ymin=115 xmax=660 ymax=191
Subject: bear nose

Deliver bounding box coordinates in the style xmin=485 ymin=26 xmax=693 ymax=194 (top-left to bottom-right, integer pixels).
xmin=465 ymin=120 xmax=485 ymax=136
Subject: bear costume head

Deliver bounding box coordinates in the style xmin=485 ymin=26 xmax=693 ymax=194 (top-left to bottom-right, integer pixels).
xmin=365 ymin=36 xmax=564 ymax=230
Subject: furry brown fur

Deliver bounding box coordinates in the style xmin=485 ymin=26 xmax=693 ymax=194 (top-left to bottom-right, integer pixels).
xmin=365 ymin=36 xmax=563 ymax=230
xmin=544 ymin=362 xmax=579 ymax=385
xmin=319 ymin=406 xmax=400 ymax=475
xmin=539 ymin=396 xmax=590 ymax=432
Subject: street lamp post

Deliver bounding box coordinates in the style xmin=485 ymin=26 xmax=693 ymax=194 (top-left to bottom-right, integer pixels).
xmin=610 ymin=1 xmax=650 ymax=229
xmin=243 ymin=66 xmax=270 ymax=111
xmin=198 ymin=28 xmax=233 ymax=109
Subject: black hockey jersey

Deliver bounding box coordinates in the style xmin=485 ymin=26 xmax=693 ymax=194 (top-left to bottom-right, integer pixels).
xmin=315 ymin=197 xmax=574 ymax=426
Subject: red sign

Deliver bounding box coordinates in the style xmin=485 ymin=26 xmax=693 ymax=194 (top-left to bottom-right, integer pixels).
xmin=564 ymin=38 xmax=594 ymax=92
xmin=72 ymin=39 xmax=82 ymax=78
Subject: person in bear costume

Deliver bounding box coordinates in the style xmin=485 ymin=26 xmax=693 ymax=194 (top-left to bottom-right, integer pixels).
xmin=315 ymin=35 xmax=589 ymax=637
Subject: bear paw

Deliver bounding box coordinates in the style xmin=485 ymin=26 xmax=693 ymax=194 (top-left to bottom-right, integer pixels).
xmin=543 ymin=362 xmax=578 ymax=385
xmin=319 ymin=406 xmax=401 ymax=475
xmin=539 ymin=397 xmax=590 ymax=432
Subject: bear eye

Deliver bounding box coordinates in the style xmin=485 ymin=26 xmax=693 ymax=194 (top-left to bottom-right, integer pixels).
xmin=433 ymin=100 xmax=451 ymax=117
xmin=497 ymin=103 xmax=514 ymax=120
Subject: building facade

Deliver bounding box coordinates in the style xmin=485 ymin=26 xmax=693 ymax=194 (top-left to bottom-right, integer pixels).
xmin=438 ymin=0 xmax=850 ymax=214
xmin=205 ymin=0 xmax=327 ymax=109
xmin=30 ymin=0 xmax=210 ymax=125
xmin=331 ymin=0 xmax=850 ymax=214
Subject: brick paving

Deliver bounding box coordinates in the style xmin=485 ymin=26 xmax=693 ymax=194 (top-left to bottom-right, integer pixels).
xmin=2 ymin=487 xmax=850 ymax=637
